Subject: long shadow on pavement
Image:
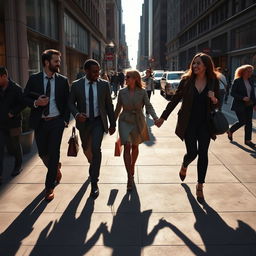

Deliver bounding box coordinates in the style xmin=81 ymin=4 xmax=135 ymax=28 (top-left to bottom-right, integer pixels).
xmin=162 ymin=184 xmax=256 ymax=255
xmin=0 ymin=190 xmax=47 ymax=256
xmin=99 ymin=184 xmax=166 ymax=256
xmin=28 ymin=178 xmax=105 ymax=255
xmin=230 ymin=141 xmax=256 ymax=158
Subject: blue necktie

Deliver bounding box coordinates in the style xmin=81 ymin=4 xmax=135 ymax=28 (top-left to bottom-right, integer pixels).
xmin=89 ymin=81 xmax=94 ymax=120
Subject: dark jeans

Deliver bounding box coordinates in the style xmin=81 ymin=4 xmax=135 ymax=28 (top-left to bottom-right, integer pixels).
xmin=219 ymin=89 xmax=225 ymax=111
xmin=147 ymin=90 xmax=152 ymax=100
xmin=34 ymin=117 xmax=64 ymax=189
xmin=229 ymin=107 xmax=253 ymax=141
xmin=0 ymin=128 xmax=22 ymax=176
xmin=80 ymin=117 xmax=105 ymax=184
xmin=183 ymin=124 xmax=211 ymax=184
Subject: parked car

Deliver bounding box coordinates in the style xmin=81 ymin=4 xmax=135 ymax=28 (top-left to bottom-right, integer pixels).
xmin=152 ymin=70 xmax=164 ymax=89
xmin=160 ymin=71 xmax=184 ymax=99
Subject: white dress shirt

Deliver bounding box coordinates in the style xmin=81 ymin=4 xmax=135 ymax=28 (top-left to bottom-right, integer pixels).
xmin=42 ymin=72 xmax=60 ymax=117
xmin=84 ymin=77 xmax=99 ymax=118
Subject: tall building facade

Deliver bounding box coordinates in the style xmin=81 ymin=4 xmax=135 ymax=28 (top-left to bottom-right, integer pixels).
xmin=152 ymin=0 xmax=167 ymax=70
xmin=0 ymin=0 xmax=128 ymax=86
xmin=137 ymin=0 xmax=151 ymax=71
xmin=176 ymin=0 xmax=256 ymax=76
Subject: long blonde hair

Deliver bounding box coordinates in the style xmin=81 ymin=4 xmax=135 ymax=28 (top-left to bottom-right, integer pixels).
xmin=125 ymin=70 xmax=144 ymax=89
xmin=234 ymin=64 xmax=254 ymax=79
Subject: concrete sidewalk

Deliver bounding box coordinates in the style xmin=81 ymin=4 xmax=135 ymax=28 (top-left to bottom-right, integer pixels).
xmin=0 ymin=92 xmax=256 ymax=256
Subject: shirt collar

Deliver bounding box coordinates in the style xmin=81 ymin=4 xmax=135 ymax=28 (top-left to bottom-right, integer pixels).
xmin=85 ymin=76 xmax=98 ymax=85
xmin=43 ymin=71 xmax=55 ymax=80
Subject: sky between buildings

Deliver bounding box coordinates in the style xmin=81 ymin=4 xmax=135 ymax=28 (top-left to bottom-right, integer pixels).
xmin=122 ymin=0 xmax=144 ymax=69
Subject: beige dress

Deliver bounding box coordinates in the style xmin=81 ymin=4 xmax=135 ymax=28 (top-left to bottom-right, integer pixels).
xmin=114 ymin=87 xmax=158 ymax=145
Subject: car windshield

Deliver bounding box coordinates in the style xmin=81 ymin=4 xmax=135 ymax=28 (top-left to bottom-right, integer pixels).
xmin=167 ymin=73 xmax=183 ymax=80
xmin=154 ymin=72 xmax=163 ymax=78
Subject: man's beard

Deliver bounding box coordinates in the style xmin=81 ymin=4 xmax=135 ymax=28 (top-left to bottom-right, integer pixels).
xmin=49 ymin=64 xmax=59 ymax=73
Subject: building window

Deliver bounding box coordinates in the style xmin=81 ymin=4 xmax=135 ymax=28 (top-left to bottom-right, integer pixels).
xmin=26 ymin=0 xmax=58 ymax=40
xmin=0 ymin=21 xmax=5 ymax=66
xmin=231 ymin=20 xmax=256 ymax=50
xmin=64 ymin=13 xmax=89 ymax=54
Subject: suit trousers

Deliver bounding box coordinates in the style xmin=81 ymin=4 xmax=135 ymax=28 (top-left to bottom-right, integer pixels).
xmin=0 ymin=128 xmax=23 ymax=176
xmin=34 ymin=117 xmax=64 ymax=189
xmin=230 ymin=106 xmax=253 ymax=141
xmin=80 ymin=117 xmax=105 ymax=184
xmin=183 ymin=123 xmax=211 ymax=184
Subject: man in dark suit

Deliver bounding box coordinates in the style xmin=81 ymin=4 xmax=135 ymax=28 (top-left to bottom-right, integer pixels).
xmin=69 ymin=59 xmax=116 ymax=199
xmin=23 ymin=49 xmax=70 ymax=201
xmin=0 ymin=67 xmax=25 ymax=184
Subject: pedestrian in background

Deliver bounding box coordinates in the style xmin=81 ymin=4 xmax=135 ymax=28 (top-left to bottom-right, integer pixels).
xmin=142 ymin=69 xmax=155 ymax=115
xmin=227 ymin=64 xmax=256 ymax=148
xmin=114 ymin=70 xmax=158 ymax=191
xmin=118 ymin=71 xmax=125 ymax=88
xmin=69 ymin=59 xmax=116 ymax=199
xmin=23 ymin=49 xmax=70 ymax=201
xmin=155 ymin=53 xmax=219 ymax=202
xmin=0 ymin=67 xmax=25 ymax=184
xmin=216 ymin=67 xmax=227 ymax=111
xmin=110 ymin=72 xmax=120 ymax=98
xmin=76 ymin=66 xmax=86 ymax=79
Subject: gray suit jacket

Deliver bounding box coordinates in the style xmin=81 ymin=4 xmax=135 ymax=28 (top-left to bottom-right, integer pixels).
xmin=68 ymin=77 xmax=116 ymax=133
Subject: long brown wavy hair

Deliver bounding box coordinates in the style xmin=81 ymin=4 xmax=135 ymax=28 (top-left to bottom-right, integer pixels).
xmin=125 ymin=70 xmax=144 ymax=89
xmin=182 ymin=52 xmax=217 ymax=83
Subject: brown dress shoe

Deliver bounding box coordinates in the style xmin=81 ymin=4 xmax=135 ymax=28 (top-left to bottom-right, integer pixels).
xmin=56 ymin=162 xmax=62 ymax=184
xmin=179 ymin=165 xmax=187 ymax=181
xmin=45 ymin=188 xmax=54 ymax=201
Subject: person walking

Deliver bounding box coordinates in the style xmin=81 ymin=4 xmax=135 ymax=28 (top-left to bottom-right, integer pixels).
xmin=215 ymin=67 xmax=227 ymax=111
xmin=23 ymin=49 xmax=70 ymax=201
xmin=0 ymin=67 xmax=25 ymax=184
xmin=155 ymin=53 xmax=219 ymax=202
xmin=142 ymin=69 xmax=155 ymax=115
xmin=227 ymin=65 xmax=256 ymax=148
xmin=69 ymin=59 xmax=116 ymax=199
xmin=114 ymin=70 xmax=158 ymax=191
xmin=110 ymin=72 xmax=120 ymax=98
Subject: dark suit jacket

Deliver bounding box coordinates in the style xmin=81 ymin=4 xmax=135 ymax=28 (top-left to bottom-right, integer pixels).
xmin=160 ymin=78 xmax=219 ymax=140
xmin=23 ymin=72 xmax=70 ymax=129
xmin=68 ymin=77 xmax=116 ymax=133
xmin=0 ymin=79 xmax=25 ymax=129
xmin=231 ymin=77 xmax=256 ymax=112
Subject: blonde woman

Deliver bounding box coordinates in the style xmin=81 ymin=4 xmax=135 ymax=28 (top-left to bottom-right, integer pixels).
xmin=114 ymin=70 xmax=158 ymax=191
xmin=227 ymin=65 xmax=256 ymax=148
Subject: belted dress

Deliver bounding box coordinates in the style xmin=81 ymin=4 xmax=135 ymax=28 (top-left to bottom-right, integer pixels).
xmin=114 ymin=87 xmax=158 ymax=145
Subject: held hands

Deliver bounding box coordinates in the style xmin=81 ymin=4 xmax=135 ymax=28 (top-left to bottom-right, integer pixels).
xmin=208 ymin=91 xmax=218 ymax=104
xmin=108 ymin=127 xmax=116 ymax=135
xmin=76 ymin=113 xmax=87 ymax=122
xmin=35 ymin=95 xmax=49 ymax=107
xmin=243 ymin=96 xmax=250 ymax=102
xmin=154 ymin=118 xmax=164 ymax=128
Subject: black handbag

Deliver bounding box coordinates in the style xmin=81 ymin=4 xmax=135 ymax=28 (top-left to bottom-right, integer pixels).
xmin=67 ymin=127 xmax=79 ymax=157
xmin=210 ymin=110 xmax=229 ymax=135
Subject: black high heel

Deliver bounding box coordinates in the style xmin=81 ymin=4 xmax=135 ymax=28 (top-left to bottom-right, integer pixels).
xmin=179 ymin=165 xmax=187 ymax=182
xmin=227 ymin=130 xmax=233 ymax=141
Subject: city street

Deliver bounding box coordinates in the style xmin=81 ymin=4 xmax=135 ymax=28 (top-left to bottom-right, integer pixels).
xmin=0 ymin=91 xmax=256 ymax=256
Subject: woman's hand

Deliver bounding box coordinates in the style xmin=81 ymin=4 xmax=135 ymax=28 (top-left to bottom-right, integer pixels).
xmin=208 ymin=91 xmax=218 ymax=104
xmin=243 ymin=96 xmax=250 ymax=102
xmin=155 ymin=118 xmax=164 ymax=128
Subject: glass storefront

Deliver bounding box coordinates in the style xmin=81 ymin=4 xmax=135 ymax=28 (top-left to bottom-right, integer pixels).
xmin=0 ymin=1 xmax=6 ymax=67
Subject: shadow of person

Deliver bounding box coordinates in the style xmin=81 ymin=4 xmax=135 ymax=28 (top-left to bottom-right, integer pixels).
xmin=231 ymin=141 xmax=256 ymax=156
xmin=144 ymin=116 xmax=157 ymax=147
xmin=28 ymin=178 xmax=104 ymax=256
xmin=0 ymin=191 xmax=47 ymax=256
xmin=161 ymin=183 xmax=256 ymax=255
xmin=98 ymin=184 xmax=166 ymax=256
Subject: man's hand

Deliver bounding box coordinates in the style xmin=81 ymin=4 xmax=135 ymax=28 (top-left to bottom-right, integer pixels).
xmin=8 ymin=112 xmax=14 ymax=118
xmin=35 ymin=95 xmax=49 ymax=107
xmin=243 ymin=96 xmax=250 ymax=102
xmin=108 ymin=127 xmax=116 ymax=135
xmin=155 ymin=118 xmax=164 ymax=128
xmin=76 ymin=113 xmax=87 ymax=122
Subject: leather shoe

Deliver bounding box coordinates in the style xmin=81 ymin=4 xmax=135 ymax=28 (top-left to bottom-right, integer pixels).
xmin=245 ymin=141 xmax=256 ymax=148
xmin=45 ymin=188 xmax=54 ymax=201
xmin=11 ymin=168 xmax=22 ymax=177
xmin=90 ymin=184 xmax=99 ymax=199
xmin=179 ymin=165 xmax=187 ymax=182
xmin=227 ymin=130 xmax=233 ymax=141
xmin=55 ymin=162 xmax=62 ymax=184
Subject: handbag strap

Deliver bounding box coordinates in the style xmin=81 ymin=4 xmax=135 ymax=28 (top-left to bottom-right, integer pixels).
xmin=72 ymin=127 xmax=76 ymax=137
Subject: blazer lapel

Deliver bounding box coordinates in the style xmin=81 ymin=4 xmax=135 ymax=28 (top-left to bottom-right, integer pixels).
xmin=40 ymin=72 xmax=45 ymax=95
xmin=97 ymin=80 xmax=102 ymax=109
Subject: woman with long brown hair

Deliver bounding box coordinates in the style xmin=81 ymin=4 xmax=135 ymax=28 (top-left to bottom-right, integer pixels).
xmin=156 ymin=53 xmax=219 ymax=202
xmin=227 ymin=65 xmax=256 ymax=148
xmin=115 ymin=70 xmax=158 ymax=191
